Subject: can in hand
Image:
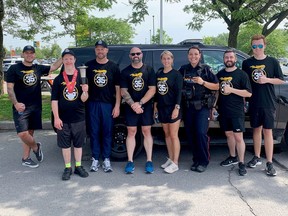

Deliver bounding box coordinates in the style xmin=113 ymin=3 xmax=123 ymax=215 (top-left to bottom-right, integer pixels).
xmin=154 ymin=112 xmax=160 ymax=124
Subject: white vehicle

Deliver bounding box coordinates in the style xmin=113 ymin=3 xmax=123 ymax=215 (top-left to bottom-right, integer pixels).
xmin=3 ymin=57 xmax=24 ymax=72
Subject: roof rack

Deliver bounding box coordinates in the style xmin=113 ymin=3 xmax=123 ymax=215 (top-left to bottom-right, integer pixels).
xmin=178 ymin=39 xmax=203 ymax=46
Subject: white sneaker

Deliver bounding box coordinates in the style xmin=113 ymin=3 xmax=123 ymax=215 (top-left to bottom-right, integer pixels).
xmin=102 ymin=158 xmax=113 ymax=172
xmin=161 ymin=158 xmax=172 ymax=169
xmin=90 ymin=158 xmax=100 ymax=172
xmin=164 ymin=162 xmax=179 ymax=174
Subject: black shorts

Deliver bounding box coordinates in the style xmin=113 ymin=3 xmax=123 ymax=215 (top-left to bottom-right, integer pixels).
xmin=13 ymin=105 xmax=42 ymax=133
xmin=219 ymin=116 xmax=245 ymax=132
xmin=158 ymin=105 xmax=182 ymax=124
xmin=57 ymin=121 xmax=86 ymax=148
xmin=250 ymin=107 xmax=275 ymax=129
xmin=125 ymin=103 xmax=154 ymax=126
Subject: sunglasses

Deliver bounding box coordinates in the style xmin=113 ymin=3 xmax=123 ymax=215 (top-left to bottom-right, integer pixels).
xmin=252 ymin=44 xmax=264 ymax=49
xmin=130 ymin=52 xmax=142 ymax=56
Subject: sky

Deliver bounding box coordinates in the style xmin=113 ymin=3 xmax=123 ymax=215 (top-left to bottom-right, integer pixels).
xmin=4 ymin=1 xmax=229 ymax=51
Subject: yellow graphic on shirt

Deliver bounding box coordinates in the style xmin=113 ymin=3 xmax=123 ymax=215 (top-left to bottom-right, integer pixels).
xmin=219 ymin=77 xmax=233 ymax=95
xmin=131 ymin=72 xmax=144 ymax=91
xmin=157 ymin=77 xmax=168 ymax=95
xmin=93 ymin=69 xmax=108 ymax=87
xmin=250 ymin=65 xmax=267 ymax=83
xmin=21 ymin=70 xmax=37 ymax=86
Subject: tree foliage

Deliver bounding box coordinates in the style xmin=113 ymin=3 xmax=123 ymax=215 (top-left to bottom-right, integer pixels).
xmin=151 ymin=29 xmax=173 ymax=44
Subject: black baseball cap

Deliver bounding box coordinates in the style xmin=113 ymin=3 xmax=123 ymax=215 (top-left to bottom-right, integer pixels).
xmin=23 ymin=45 xmax=35 ymax=53
xmin=95 ymin=40 xmax=108 ymax=48
xmin=61 ymin=48 xmax=75 ymax=57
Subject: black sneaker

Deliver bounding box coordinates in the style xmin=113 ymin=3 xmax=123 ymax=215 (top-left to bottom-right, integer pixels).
xmin=190 ymin=162 xmax=199 ymax=171
xmin=247 ymin=156 xmax=262 ymax=168
xmin=266 ymin=162 xmax=277 ymax=176
xmin=33 ymin=142 xmax=43 ymax=162
xmin=238 ymin=162 xmax=247 ymax=176
xmin=195 ymin=165 xmax=207 ymax=173
xmin=74 ymin=166 xmax=89 ymax=178
xmin=22 ymin=158 xmax=39 ymax=168
xmin=220 ymin=156 xmax=238 ymax=167
xmin=62 ymin=167 xmax=72 ymax=181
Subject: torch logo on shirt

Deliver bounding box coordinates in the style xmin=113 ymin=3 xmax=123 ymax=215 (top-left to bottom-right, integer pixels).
xmin=21 ymin=70 xmax=37 ymax=86
xmin=219 ymin=77 xmax=233 ymax=95
xmin=251 ymin=65 xmax=267 ymax=83
xmin=63 ymin=86 xmax=79 ymax=101
xmin=157 ymin=77 xmax=168 ymax=95
xmin=94 ymin=69 xmax=108 ymax=87
xmin=131 ymin=72 xmax=144 ymax=91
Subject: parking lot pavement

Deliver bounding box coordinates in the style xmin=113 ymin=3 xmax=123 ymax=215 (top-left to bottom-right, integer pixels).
xmin=0 ymin=130 xmax=288 ymax=216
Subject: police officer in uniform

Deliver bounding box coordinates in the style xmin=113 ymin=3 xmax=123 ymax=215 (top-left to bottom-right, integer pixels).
xmin=179 ymin=46 xmax=219 ymax=173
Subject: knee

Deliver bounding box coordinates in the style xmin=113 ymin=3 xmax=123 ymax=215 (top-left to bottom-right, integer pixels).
xmin=127 ymin=128 xmax=137 ymax=137
xmin=18 ymin=131 xmax=30 ymax=140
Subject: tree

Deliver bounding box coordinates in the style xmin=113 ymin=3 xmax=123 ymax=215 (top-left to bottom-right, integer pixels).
xmin=76 ymin=16 xmax=135 ymax=46
xmin=128 ymin=0 xmax=288 ymax=48
xmin=151 ymin=29 xmax=173 ymax=44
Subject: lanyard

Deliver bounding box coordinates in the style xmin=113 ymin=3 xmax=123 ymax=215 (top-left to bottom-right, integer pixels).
xmin=63 ymin=70 xmax=78 ymax=93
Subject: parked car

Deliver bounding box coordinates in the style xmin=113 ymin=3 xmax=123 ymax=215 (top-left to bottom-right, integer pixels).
xmin=69 ymin=41 xmax=288 ymax=160
xmin=3 ymin=57 xmax=24 ymax=79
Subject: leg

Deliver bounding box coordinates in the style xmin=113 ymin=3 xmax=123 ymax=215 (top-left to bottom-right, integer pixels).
xmin=101 ymin=103 xmax=113 ymax=159
xmin=18 ymin=130 xmax=38 ymax=159
xmin=88 ymin=102 xmax=101 ymax=160
xmin=126 ymin=126 xmax=137 ymax=162
xmin=74 ymin=147 xmax=83 ymax=163
xmin=141 ymin=125 xmax=153 ymax=162
xmin=162 ymin=123 xmax=173 ymax=160
xmin=225 ymin=131 xmax=236 ymax=157
xmin=168 ymin=120 xmax=181 ymax=165
xmin=263 ymin=128 xmax=274 ymax=162
xmin=253 ymin=126 xmax=263 ymax=157
xmin=234 ymin=132 xmax=245 ymax=163
xmin=62 ymin=147 xmax=71 ymax=165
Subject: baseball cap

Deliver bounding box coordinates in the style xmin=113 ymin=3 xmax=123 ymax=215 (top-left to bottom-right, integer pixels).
xmin=95 ymin=40 xmax=108 ymax=48
xmin=61 ymin=48 xmax=75 ymax=58
xmin=23 ymin=45 xmax=35 ymax=53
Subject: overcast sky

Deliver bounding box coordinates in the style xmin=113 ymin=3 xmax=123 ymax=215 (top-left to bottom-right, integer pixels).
xmin=4 ymin=1 xmax=229 ymax=50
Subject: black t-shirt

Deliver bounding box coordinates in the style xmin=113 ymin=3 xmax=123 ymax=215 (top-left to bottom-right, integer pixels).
xmin=155 ymin=68 xmax=183 ymax=107
xmin=242 ymin=56 xmax=284 ymax=109
xmin=51 ymin=71 xmax=85 ymax=123
xmin=120 ymin=64 xmax=156 ymax=103
xmin=6 ymin=63 xmax=50 ymax=107
xmin=85 ymin=60 xmax=120 ymax=104
xmin=179 ymin=63 xmax=219 ymax=101
xmin=217 ymin=68 xmax=252 ymax=118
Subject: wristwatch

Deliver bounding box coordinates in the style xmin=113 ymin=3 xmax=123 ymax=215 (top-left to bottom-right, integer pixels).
xmin=175 ymin=104 xmax=180 ymax=109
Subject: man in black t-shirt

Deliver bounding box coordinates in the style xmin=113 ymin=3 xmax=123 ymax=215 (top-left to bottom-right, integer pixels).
xmin=217 ymin=50 xmax=252 ymax=176
xmin=242 ymin=34 xmax=284 ymax=176
xmin=6 ymin=45 xmax=62 ymax=168
xmin=120 ymin=47 xmax=156 ymax=174
xmin=86 ymin=40 xmax=121 ymax=173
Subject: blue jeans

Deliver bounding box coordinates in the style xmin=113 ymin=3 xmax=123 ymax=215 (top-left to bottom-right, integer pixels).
xmin=184 ymin=106 xmax=210 ymax=166
xmin=88 ymin=101 xmax=113 ymax=160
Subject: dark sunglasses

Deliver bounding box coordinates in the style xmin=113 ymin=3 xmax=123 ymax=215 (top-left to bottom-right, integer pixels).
xmin=252 ymin=44 xmax=264 ymax=49
xmin=130 ymin=52 xmax=142 ymax=56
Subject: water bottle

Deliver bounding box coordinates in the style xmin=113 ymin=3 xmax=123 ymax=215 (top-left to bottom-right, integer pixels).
xmin=154 ymin=112 xmax=160 ymax=124
xmin=212 ymin=110 xmax=219 ymax=121
xmin=244 ymin=101 xmax=249 ymax=113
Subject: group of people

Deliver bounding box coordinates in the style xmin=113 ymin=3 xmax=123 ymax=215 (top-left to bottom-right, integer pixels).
xmin=6 ymin=34 xmax=284 ymax=181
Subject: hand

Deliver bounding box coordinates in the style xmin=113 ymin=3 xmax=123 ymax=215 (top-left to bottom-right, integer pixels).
xmin=112 ymin=106 xmax=120 ymax=118
xmin=223 ymin=85 xmax=233 ymax=94
xmin=257 ymin=74 xmax=269 ymax=84
xmin=131 ymin=102 xmax=142 ymax=113
xmin=192 ymin=76 xmax=204 ymax=85
xmin=54 ymin=118 xmax=63 ymax=130
xmin=81 ymin=84 xmax=89 ymax=93
xmin=15 ymin=102 xmax=25 ymax=113
xmin=171 ymin=108 xmax=179 ymax=120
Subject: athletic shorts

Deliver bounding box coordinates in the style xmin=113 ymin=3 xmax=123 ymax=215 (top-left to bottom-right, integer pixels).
xmin=13 ymin=105 xmax=42 ymax=133
xmin=250 ymin=107 xmax=275 ymax=129
xmin=125 ymin=103 xmax=154 ymax=126
xmin=219 ymin=116 xmax=245 ymax=132
xmin=158 ymin=105 xmax=182 ymax=124
xmin=57 ymin=121 xmax=86 ymax=148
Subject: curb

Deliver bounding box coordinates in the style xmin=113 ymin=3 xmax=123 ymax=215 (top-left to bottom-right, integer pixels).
xmin=0 ymin=121 xmax=53 ymax=130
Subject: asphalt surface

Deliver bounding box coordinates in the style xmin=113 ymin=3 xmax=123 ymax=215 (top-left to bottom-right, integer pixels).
xmin=0 ymin=128 xmax=288 ymax=216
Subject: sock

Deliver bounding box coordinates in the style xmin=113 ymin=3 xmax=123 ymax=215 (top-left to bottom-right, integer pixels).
xmin=65 ymin=163 xmax=71 ymax=168
xmin=75 ymin=161 xmax=81 ymax=167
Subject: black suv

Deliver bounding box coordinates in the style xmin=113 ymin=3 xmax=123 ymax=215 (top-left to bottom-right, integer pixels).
xmin=70 ymin=41 xmax=288 ymax=160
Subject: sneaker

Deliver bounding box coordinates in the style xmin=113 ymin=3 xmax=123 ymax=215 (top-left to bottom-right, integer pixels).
xmin=238 ymin=162 xmax=247 ymax=176
xmin=33 ymin=142 xmax=43 ymax=162
xmin=145 ymin=161 xmax=154 ymax=174
xmin=247 ymin=156 xmax=262 ymax=168
xmin=220 ymin=156 xmax=238 ymax=167
xmin=62 ymin=167 xmax=72 ymax=181
xmin=266 ymin=162 xmax=277 ymax=176
xmin=22 ymin=158 xmax=39 ymax=168
xmin=102 ymin=158 xmax=113 ymax=173
xmin=190 ymin=162 xmax=199 ymax=171
xmin=90 ymin=158 xmax=100 ymax=172
xmin=164 ymin=162 xmax=179 ymax=174
xmin=125 ymin=161 xmax=135 ymax=174
xmin=195 ymin=165 xmax=207 ymax=173
xmin=74 ymin=166 xmax=89 ymax=178
xmin=161 ymin=158 xmax=172 ymax=169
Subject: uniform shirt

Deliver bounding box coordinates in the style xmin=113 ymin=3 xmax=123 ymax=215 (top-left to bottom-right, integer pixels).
xmin=242 ymin=56 xmax=283 ymax=109
xmin=179 ymin=63 xmax=218 ymax=101
xmin=217 ymin=68 xmax=252 ymax=118
xmin=155 ymin=68 xmax=183 ymax=107
xmin=51 ymin=71 xmax=85 ymax=123
xmin=86 ymin=60 xmax=120 ymax=104
xmin=120 ymin=64 xmax=156 ymax=103
xmin=6 ymin=63 xmax=50 ymax=107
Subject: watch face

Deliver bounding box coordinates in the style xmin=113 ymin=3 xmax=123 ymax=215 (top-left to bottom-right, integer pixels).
xmin=176 ymin=105 xmax=180 ymax=109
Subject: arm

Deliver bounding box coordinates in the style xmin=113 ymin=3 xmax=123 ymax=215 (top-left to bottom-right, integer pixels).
xmin=112 ymin=85 xmax=121 ymax=118
xmin=258 ymin=76 xmax=285 ymax=85
xmin=51 ymin=100 xmax=63 ymax=130
xmin=223 ymin=86 xmax=252 ymax=98
xmin=49 ymin=58 xmax=62 ymax=73
xmin=7 ymin=82 xmax=25 ymax=112
xmin=80 ymin=84 xmax=89 ymax=102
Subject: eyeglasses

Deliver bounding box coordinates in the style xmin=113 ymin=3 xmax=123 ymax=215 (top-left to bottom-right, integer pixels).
xmin=252 ymin=44 xmax=264 ymax=49
xmin=130 ymin=52 xmax=142 ymax=56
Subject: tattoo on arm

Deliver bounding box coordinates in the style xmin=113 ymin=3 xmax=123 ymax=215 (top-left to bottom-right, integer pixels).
xmin=7 ymin=84 xmax=18 ymax=105
xmin=121 ymin=88 xmax=134 ymax=106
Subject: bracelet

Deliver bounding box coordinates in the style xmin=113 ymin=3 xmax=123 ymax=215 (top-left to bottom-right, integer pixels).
xmin=202 ymin=81 xmax=206 ymax=86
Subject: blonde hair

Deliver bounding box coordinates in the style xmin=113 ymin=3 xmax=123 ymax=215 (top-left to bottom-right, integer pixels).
xmin=160 ymin=50 xmax=174 ymax=59
xmin=251 ymin=34 xmax=266 ymax=45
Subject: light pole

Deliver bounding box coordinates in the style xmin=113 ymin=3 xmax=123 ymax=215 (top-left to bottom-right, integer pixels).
xmin=160 ymin=0 xmax=163 ymax=44
xmin=152 ymin=15 xmax=155 ymax=40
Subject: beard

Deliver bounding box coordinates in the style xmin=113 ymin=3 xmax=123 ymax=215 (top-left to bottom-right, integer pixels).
xmin=224 ymin=61 xmax=236 ymax=68
xmin=132 ymin=58 xmax=142 ymax=64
